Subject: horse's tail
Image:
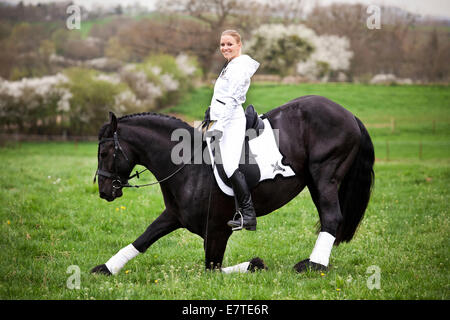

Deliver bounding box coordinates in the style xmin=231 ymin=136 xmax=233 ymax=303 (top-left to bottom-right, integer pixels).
xmin=335 ymin=117 xmax=375 ymax=245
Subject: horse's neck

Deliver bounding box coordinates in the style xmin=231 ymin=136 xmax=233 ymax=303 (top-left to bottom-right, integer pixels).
xmin=123 ymin=121 xmax=189 ymax=180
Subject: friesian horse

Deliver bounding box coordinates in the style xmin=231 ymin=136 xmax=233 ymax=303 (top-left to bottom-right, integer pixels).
xmin=91 ymin=95 xmax=374 ymax=275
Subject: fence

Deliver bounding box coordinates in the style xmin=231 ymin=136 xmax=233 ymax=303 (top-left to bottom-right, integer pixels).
xmin=366 ymin=119 xmax=439 ymax=134
xmin=372 ymin=140 xmax=450 ymax=161
xmin=1 ymin=118 xmax=449 ymax=161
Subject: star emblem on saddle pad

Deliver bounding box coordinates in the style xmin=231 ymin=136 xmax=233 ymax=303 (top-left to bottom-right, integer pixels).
xmin=271 ymin=161 xmax=285 ymax=173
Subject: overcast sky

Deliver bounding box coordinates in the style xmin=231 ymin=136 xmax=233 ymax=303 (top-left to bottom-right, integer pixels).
xmin=4 ymin=0 xmax=450 ymax=19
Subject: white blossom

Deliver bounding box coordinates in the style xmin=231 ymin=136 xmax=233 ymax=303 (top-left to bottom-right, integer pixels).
xmin=0 ymin=73 xmax=71 ymax=111
xmin=248 ymin=24 xmax=354 ymax=81
xmin=297 ymin=34 xmax=353 ymax=80
xmin=176 ymin=54 xmax=197 ymax=76
xmin=160 ymin=74 xmax=179 ymax=91
xmin=150 ymin=66 xmax=161 ymax=76
xmin=370 ymin=73 xmax=413 ymax=85
xmin=96 ymin=73 xmax=121 ymax=85
xmin=56 ymin=88 xmax=73 ymax=112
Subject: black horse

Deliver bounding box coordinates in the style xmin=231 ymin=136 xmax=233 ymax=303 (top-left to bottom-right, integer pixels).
xmin=91 ymin=95 xmax=374 ymax=275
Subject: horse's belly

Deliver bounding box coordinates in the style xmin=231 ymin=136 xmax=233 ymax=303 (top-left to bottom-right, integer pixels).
xmin=253 ymin=175 xmax=305 ymax=216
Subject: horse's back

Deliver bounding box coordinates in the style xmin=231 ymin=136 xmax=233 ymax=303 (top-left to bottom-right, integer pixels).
xmin=264 ymin=95 xmax=361 ymax=173
xmin=266 ymin=95 xmax=358 ymax=128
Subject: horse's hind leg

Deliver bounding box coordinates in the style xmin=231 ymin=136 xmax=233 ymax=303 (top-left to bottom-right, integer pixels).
xmin=294 ymin=165 xmax=342 ymax=273
xmin=91 ymin=209 xmax=181 ymax=275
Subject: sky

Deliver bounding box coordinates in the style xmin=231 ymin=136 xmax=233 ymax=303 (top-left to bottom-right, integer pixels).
xmin=3 ymin=0 xmax=450 ymax=19
xmin=311 ymin=0 xmax=450 ymax=18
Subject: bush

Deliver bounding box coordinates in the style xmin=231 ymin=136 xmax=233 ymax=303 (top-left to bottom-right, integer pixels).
xmin=121 ymin=53 xmax=202 ymax=109
xmin=0 ymin=53 xmax=202 ymax=136
xmin=61 ymin=67 xmax=127 ymax=135
xmin=0 ymin=73 xmax=70 ymax=134
xmin=247 ymin=24 xmax=354 ymax=81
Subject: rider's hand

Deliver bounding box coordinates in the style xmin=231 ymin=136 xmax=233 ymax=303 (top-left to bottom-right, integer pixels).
xmin=202 ymin=107 xmax=211 ymax=130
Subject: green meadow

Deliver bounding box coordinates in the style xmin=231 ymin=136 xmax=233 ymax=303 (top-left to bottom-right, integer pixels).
xmin=0 ymin=83 xmax=449 ymax=299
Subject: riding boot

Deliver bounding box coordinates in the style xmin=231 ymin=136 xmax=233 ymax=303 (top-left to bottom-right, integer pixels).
xmin=227 ymin=169 xmax=257 ymax=231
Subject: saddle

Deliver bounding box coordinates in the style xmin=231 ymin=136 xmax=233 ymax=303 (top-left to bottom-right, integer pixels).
xmin=205 ymin=104 xmax=295 ymax=197
xmin=245 ymin=104 xmax=265 ymax=137
xmin=209 ymin=105 xmax=263 ymax=190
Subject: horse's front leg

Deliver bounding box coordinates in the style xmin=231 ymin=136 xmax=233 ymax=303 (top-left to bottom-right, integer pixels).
xmin=91 ymin=209 xmax=181 ymax=275
xmin=204 ymin=227 xmax=268 ymax=273
xmin=204 ymin=228 xmax=232 ymax=270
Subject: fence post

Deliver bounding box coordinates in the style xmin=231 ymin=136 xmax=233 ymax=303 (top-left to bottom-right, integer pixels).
xmin=386 ymin=140 xmax=389 ymax=161
xmin=419 ymin=141 xmax=423 ymax=160
xmin=390 ymin=118 xmax=395 ymax=133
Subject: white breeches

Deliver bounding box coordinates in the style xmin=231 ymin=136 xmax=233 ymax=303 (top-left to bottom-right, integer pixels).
xmin=209 ymin=107 xmax=246 ymax=178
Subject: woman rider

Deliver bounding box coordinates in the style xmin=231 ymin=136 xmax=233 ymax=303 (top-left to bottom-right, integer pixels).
xmin=204 ymin=30 xmax=260 ymax=231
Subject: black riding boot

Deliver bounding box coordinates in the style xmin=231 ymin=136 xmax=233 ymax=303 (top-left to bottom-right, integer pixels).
xmin=227 ymin=169 xmax=257 ymax=231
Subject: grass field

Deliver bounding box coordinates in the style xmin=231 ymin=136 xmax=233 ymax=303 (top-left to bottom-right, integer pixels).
xmin=0 ymin=83 xmax=449 ymax=300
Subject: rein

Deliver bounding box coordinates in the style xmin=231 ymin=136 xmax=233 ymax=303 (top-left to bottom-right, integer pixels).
xmin=94 ymin=122 xmax=205 ymax=189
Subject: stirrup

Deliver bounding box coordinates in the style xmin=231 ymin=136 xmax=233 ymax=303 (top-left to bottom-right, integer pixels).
xmin=230 ymin=210 xmax=244 ymax=231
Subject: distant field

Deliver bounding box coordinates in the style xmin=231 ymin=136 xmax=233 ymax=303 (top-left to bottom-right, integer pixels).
xmin=0 ymin=83 xmax=449 ymax=300
xmin=166 ymin=83 xmax=450 ymax=161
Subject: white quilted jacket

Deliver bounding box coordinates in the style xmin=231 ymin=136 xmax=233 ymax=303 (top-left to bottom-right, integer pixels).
xmin=210 ymin=54 xmax=260 ymax=122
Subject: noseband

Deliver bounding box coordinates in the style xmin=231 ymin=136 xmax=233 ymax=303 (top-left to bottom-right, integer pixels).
xmin=93 ymin=131 xmax=140 ymax=190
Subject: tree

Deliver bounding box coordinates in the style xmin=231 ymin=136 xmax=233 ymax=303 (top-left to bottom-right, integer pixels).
xmin=157 ymin=0 xmax=263 ymax=75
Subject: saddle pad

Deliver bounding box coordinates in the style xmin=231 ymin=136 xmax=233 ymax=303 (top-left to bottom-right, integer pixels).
xmin=206 ymin=118 xmax=296 ymax=196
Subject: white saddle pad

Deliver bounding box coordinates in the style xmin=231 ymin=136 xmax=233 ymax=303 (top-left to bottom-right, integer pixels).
xmin=206 ymin=118 xmax=296 ymax=196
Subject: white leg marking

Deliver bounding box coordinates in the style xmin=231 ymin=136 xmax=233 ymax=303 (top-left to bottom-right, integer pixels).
xmin=105 ymin=244 xmax=140 ymax=275
xmin=221 ymin=261 xmax=250 ymax=274
xmin=309 ymin=232 xmax=336 ymax=267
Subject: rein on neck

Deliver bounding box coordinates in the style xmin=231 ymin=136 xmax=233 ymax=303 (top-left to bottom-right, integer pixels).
xmin=93 ymin=121 xmax=205 ymax=189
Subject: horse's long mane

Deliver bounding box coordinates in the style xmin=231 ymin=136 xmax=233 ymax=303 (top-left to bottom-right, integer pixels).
xmin=118 ymin=112 xmax=190 ymax=126
xmin=98 ymin=112 xmax=193 ymax=140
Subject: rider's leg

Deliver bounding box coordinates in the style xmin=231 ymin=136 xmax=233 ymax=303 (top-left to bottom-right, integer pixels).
xmin=226 ymin=169 xmax=257 ymax=231
xmin=216 ymin=111 xmax=257 ymax=231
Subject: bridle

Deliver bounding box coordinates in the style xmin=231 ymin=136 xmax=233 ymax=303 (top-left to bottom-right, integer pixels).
xmin=93 ymin=131 xmax=187 ymax=191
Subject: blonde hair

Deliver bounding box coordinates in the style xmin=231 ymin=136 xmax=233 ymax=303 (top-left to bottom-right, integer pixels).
xmin=221 ymin=30 xmax=242 ymax=44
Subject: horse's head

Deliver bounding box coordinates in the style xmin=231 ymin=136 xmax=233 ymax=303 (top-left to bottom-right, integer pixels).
xmin=95 ymin=112 xmax=135 ymax=202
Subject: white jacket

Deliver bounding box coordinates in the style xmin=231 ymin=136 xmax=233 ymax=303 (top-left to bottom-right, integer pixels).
xmin=210 ymin=54 xmax=260 ymax=122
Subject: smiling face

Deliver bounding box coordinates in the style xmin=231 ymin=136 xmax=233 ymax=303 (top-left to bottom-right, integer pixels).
xmin=220 ymin=34 xmax=241 ymax=61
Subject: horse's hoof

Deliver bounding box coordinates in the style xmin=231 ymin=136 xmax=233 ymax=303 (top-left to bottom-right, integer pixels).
xmin=248 ymin=257 xmax=268 ymax=272
xmin=91 ymin=264 xmax=112 ymax=275
xmin=294 ymin=259 xmax=328 ymax=273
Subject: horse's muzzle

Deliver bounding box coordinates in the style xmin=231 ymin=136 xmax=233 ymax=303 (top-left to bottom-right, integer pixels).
xmin=100 ymin=189 xmax=122 ymax=202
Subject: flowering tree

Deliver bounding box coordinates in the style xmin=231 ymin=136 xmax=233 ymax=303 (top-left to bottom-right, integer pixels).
xmin=0 ymin=73 xmax=71 ymax=133
xmin=246 ymin=24 xmax=354 ymax=81
xmin=296 ymin=34 xmax=353 ymax=81
xmin=0 ymin=53 xmax=201 ymax=135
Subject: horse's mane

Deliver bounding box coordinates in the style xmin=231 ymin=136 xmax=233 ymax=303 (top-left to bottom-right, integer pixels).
xmin=98 ymin=112 xmax=193 ymax=140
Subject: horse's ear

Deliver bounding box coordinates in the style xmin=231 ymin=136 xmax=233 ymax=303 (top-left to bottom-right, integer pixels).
xmin=109 ymin=111 xmax=117 ymax=132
